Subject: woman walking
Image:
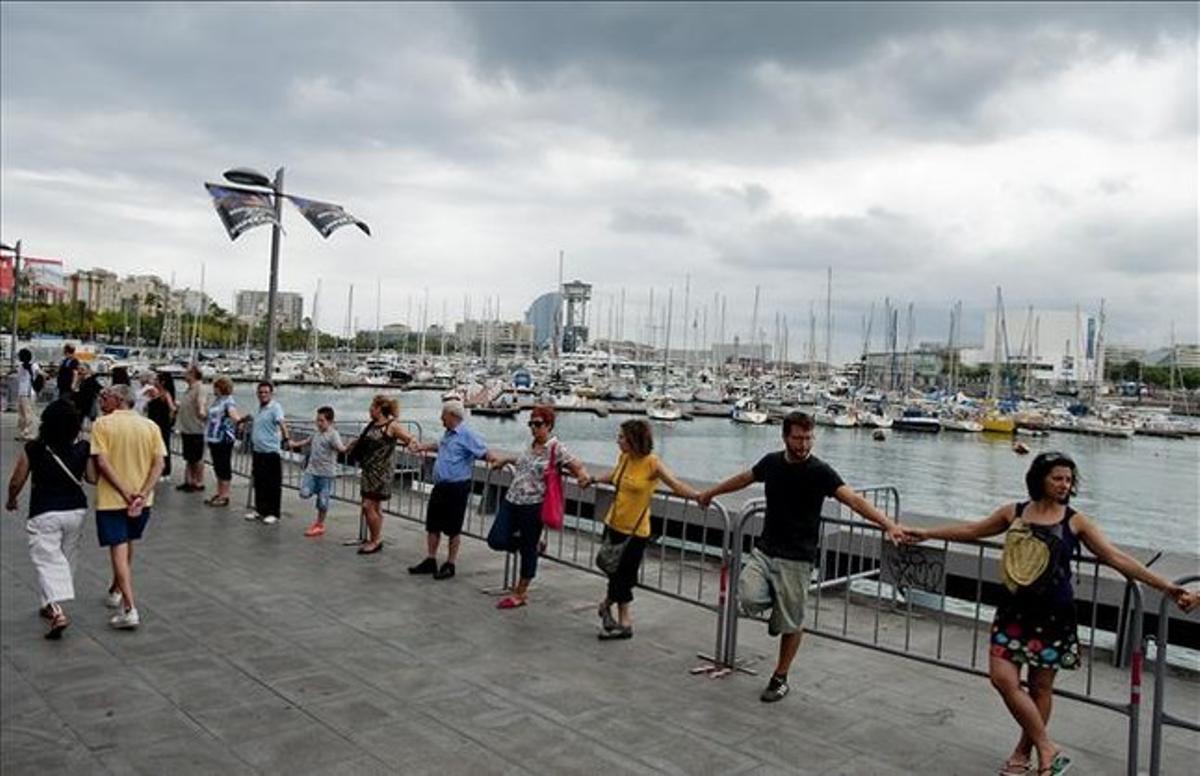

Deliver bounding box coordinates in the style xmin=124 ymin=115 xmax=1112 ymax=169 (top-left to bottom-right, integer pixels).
xmin=592 ymin=419 xmax=699 ymax=640
xmin=145 ymin=371 xmax=177 ymax=480
xmin=4 ymin=399 xmax=96 ymax=639
xmin=904 ymin=452 xmax=1197 ymax=776
xmin=345 ymin=395 xmax=414 ymax=554
xmin=203 ymin=376 xmax=242 ymax=507
xmin=486 ymin=406 xmax=590 ymax=609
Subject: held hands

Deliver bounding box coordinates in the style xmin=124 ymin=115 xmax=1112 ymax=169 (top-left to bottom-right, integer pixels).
xmin=883 ymin=522 xmax=908 ymax=546
xmin=1169 ymin=587 xmax=1199 ymax=613
xmin=696 ymin=490 xmax=713 ymax=508
xmin=897 ymin=526 xmax=930 ymax=544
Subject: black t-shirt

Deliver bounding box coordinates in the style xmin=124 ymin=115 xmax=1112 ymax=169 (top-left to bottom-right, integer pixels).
xmin=147 ymin=396 xmax=174 ymax=431
xmin=25 ymin=440 xmax=90 ymax=518
xmin=57 ymin=357 xmax=79 ymax=394
xmin=751 ymin=451 xmax=845 ymax=561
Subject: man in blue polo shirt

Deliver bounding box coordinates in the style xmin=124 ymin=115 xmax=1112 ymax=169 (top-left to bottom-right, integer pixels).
xmin=407 ymin=399 xmax=491 ymax=579
xmin=242 ymin=381 xmax=290 ymax=525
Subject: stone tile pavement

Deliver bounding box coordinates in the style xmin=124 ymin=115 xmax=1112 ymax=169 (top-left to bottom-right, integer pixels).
xmin=2 ymin=416 xmax=1197 ymax=774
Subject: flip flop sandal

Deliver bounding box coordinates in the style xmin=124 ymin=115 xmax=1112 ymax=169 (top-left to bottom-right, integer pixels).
xmin=204 ymin=496 xmax=230 ymax=507
xmin=497 ymin=596 xmax=527 ymax=609
xmin=999 ymin=758 xmax=1032 ymax=775
xmin=45 ymin=612 xmax=69 ymax=640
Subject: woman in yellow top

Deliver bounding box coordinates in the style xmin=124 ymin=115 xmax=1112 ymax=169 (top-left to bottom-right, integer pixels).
xmin=593 ymin=419 xmax=699 ymax=640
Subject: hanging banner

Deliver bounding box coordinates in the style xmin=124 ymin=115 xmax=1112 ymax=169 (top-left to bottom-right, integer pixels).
xmin=288 ymin=195 xmax=371 ymax=238
xmin=204 ymin=183 xmax=280 ymax=241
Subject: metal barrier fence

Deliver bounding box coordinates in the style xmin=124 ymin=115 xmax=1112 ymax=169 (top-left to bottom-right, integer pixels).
xmin=724 ymin=499 xmax=1147 ymax=776
xmin=1148 ymin=574 xmax=1200 ymax=776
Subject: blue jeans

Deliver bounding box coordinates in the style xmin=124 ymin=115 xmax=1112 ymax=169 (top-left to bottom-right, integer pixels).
xmin=300 ymin=473 xmax=335 ymax=513
xmin=487 ymin=500 xmax=543 ymax=580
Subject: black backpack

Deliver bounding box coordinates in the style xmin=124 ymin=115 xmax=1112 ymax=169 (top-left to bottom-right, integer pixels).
xmin=26 ymin=364 xmax=44 ymax=393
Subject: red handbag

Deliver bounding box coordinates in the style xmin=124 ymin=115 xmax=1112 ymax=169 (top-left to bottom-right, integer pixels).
xmin=540 ymin=442 xmax=565 ymax=530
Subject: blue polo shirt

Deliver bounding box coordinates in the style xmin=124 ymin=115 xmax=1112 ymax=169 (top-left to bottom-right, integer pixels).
xmin=432 ymin=423 xmax=488 ymax=483
xmin=251 ymin=400 xmax=285 ymax=454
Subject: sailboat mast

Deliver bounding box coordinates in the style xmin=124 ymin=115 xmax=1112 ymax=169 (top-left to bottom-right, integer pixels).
xmin=824 ymin=266 xmax=833 ymax=376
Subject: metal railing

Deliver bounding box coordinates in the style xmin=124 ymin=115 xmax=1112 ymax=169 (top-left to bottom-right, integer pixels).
xmin=724 ymin=499 xmax=1148 ymax=776
xmin=1148 ymin=574 xmax=1200 ymax=776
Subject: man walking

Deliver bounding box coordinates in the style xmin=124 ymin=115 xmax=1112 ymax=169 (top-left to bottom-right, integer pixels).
xmin=15 ymin=348 xmax=43 ymax=441
xmin=56 ymin=344 xmax=79 ymax=401
xmin=175 ymin=366 xmax=208 ymax=492
xmin=407 ymin=399 xmax=490 ymax=580
xmin=91 ymin=384 xmax=165 ymax=629
xmin=698 ymin=411 xmax=904 ymax=702
xmin=244 ymin=381 xmax=288 ymax=525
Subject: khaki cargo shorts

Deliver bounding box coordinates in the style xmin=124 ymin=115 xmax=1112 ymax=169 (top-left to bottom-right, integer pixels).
xmin=739 ymin=547 xmax=812 ymax=636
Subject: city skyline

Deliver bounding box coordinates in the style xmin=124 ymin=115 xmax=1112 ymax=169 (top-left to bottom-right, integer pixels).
xmin=1 ymin=3 xmax=1195 ymax=362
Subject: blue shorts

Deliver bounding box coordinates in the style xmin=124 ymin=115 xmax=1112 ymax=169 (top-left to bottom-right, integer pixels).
xmin=300 ymin=473 xmax=335 ymax=512
xmin=96 ymin=508 xmax=152 ymax=548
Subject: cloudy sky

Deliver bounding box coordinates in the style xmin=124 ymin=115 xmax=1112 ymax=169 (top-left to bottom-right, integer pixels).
xmin=1 ymin=2 xmax=1195 ymax=360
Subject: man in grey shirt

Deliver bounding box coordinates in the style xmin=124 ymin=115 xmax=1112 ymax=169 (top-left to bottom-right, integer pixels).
xmin=176 ymin=366 xmax=208 ymax=493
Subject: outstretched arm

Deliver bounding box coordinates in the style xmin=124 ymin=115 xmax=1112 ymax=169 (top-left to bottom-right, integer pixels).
xmin=566 ymin=458 xmax=591 ymax=488
xmin=905 ymin=504 xmax=1014 ymax=543
xmin=696 ymin=470 xmax=755 ymax=507
xmin=1074 ymin=513 xmax=1196 ymax=611
xmin=655 ymin=460 xmax=700 ymax=501
xmin=833 ymin=485 xmax=904 ymax=544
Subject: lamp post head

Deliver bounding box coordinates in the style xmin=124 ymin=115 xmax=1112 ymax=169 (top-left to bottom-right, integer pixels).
xmin=223 ymin=167 xmax=272 ymax=188
xmin=0 ymin=242 xmax=15 ymax=252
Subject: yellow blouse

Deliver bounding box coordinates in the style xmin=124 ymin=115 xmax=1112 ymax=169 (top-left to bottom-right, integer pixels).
xmin=604 ymin=453 xmax=659 ymax=538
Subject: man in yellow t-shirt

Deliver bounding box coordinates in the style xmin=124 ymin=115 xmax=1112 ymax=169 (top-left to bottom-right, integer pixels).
xmin=91 ymin=384 xmax=165 ymax=630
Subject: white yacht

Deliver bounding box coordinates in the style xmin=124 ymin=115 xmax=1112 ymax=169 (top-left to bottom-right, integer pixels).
xmin=731 ymin=398 xmax=769 ymax=425
xmin=646 ymin=396 xmax=683 ymax=422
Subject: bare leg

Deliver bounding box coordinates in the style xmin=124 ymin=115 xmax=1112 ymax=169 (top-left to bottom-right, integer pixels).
xmin=989 ymin=655 xmax=1058 ymax=769
xmin=218 ymin=478 xmax=231 ymax=499
xmin=425 ymin=532 xmax=440 ymax=559
xmin=447 ymin=535 xmax=461 ymax=564
xmin=362 ymin=499 xmax=383 ymax=545
xmin=1010 ymin=667 xmax=1057 ymax=764
xmin=775 ymin=631 xmax=803 ymax=676
xmin=616 ymin=602 xmax=632 ymax=628
xmin=513 ymin=577 xmax=531 ymax=600
xmin=109 ymin=543 xmax=135 ymax=610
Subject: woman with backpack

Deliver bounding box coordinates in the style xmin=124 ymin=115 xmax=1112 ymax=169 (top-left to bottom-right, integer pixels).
xmin=903 ymin=452 xmax=1196 ymax=776
xmin=15 ymin=348 xmax=45 ymax=441
xmin=4 ymin=399 xmax=96 ymax=639
xmin=343 ymin=395 xmax=414 ymax=555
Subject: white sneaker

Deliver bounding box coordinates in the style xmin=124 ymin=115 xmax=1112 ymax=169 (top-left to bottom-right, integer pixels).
xmin=109 ymin=608 xmax=140 ymax=629
xmin=262 ymin=515 xmax=279 ymax=525
xmin=244 ymin=512 xmax=260 ymax=521
xmin=104 ymin=590 xmax=123 ymax=609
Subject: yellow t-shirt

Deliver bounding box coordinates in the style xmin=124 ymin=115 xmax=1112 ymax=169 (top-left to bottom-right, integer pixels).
xmin=91 ymin=410 xmax=168 ymax=510
xmin=604 ymin=453 xmax=659 ymax=538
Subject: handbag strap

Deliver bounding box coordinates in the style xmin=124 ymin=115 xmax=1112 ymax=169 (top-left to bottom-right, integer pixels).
xmin=42 ymin=443 xmax=84 ymax=490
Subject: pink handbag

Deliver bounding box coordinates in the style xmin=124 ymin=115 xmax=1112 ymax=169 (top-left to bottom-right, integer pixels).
xmin=540 ymin=442 xmax=565 ymax=530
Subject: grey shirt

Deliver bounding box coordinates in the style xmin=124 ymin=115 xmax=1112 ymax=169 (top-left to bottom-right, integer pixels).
xmin=305 ymin=428 xmax=344 ymax=477
xmin=177 ymin=382 xmax=208 ymax=435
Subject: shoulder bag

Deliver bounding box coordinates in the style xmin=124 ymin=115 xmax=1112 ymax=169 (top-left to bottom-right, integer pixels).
xmin=540 ymin=442 xmax=565 ymax=530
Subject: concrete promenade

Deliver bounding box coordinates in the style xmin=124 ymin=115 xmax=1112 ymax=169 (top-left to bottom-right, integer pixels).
xmin=1 ymin=416 xmax=1196 ymax=774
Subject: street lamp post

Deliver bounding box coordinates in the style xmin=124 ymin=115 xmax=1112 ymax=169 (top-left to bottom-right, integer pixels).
xmin=223 ymin=166 xmax=284 ymax=382
xmin=1 ymin=240 xmax=20 ymax=374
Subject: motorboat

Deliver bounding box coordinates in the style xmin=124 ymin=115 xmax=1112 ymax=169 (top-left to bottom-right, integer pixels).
xmin=892 ymin=407 xmax=942 ymax=433
xmin=940 ymin=412 xmax=983 ymax=433
xmin=731 ymin=398 xmax=769 ymax=425
xmin=813 ymin=403 xmax=857 ymax=428
xmin=981 ymin=412 xmax=1017 ymax=435
xmin=646 ymin=396 xmax=683 ymax=422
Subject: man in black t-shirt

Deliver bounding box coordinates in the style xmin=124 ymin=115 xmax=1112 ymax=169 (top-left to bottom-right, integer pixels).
xmin=699 ymin=411 xmax=904 ymax=702
xmin=56 ymin=344 xmax=79 ymax=399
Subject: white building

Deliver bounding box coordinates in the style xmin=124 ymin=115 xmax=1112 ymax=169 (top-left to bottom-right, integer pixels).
xmin=962 ymin=309 xmax=1098 ymax=384
xmin=234 ymin=290 xmax=304 ymax=330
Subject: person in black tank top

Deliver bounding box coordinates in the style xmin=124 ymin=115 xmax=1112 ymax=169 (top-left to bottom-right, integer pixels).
xmin=5 ymin=399 xmax=96 ymax=639
xmin=904 ymin=453 xmax=1197 ymax=776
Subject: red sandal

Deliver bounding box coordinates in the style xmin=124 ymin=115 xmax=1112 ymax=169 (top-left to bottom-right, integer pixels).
xmin=496 ymin=596 xmax=527 ymax=610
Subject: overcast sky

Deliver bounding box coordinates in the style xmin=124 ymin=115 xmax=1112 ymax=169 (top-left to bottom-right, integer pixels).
xmin=2 ymin=2 xmax=1195 ymax=360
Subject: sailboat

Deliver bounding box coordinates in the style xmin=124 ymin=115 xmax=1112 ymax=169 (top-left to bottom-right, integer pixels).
xmin=732 ymin=397 xmax=769 ymax=425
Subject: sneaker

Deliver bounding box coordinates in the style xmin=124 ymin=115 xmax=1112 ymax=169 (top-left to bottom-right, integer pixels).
xmin=262 ymin=515 xmax=279 ymax=525
xmin=244 ymin=512 xmax=260 ymax=521
xmin=597 ymin=625 xmax=633 ymax=641
xmin=109 ymin=608 xmax=140 ymax=630
xmin=304 ymin=522 xmax=326 ymax=537
xmin=760 ymin=674 xmax=789 ymax=703
xmin=433 ymin=562 xmax=456 ymax=580
xmin=408 ymin=557 xmax=438 ymax=575
xmin=104 ymin=590 xmax=123 ymax=609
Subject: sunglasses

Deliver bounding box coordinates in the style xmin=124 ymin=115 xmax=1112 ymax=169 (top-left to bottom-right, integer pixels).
xmin=527 ymin=420 xmax=546 ymax=428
